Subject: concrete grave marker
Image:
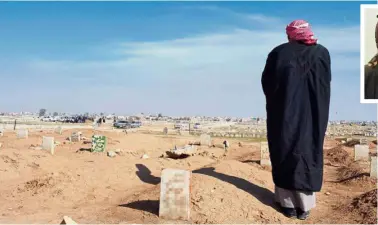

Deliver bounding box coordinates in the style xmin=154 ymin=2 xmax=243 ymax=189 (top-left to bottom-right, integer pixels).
xmin=199 ymin=134 xmax=211 ymax=146
xmin=370 ymin=156 xmax=377 ymax=178
xmin=17 ymin=129 xmax=28 ymax=139
xmin=55 ymin=126 xmax=63 ymax=135
xmin=159 ymin=168 xmax=190 ymax=220
xmin=260 ymin=142 xmax=271 ymax=166
xmin=91 ymin=135 xmax=107 ymax=152
xmin=71 ymin=132 xmax=81 ymax=142
xmin=360 ymin=138 xmax=368 ymax=145
xmin=354 ymin=144 xmax=369 ymax=161
xmin=42 ymin=136 xmax=55 ymax=155
xmin=163 ymin=127 xmax=168 ymax=135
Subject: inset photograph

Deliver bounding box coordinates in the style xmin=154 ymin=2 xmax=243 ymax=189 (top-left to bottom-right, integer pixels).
xmin=361 ymin=4 xmax=378 ymax=102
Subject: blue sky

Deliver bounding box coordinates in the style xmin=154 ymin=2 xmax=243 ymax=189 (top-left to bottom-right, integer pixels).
xmin=0 ymin=1 xmax=376 ymax=120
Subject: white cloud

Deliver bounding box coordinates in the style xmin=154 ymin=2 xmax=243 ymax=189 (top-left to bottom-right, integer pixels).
xmin=0 ymin=10 xmax=374 ymax=120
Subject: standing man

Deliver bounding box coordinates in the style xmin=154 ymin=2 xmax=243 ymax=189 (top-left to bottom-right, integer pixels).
xmin=223 ymin=140 xmax=229 ymax=153
xmin=261 ymin=20 xmax=331 ymax=220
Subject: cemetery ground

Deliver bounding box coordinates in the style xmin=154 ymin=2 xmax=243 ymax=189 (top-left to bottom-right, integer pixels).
xmin=0 ymin=125 xmax=377 ymax=224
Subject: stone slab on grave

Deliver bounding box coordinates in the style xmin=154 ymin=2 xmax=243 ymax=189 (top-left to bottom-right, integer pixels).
xmin=360 ymin=138 xmax=368 ymax=145
xmin=42 ymin=136 xmax=55 ymax=155
xmin=370 ymin=156 xmax=377 ymax=178
xmin=17 ymin=129 xmax=28 ymax=139
xmin=199 ymin=134 xmax=211 ymax=146
xmin=71 ymin=132 xmax=81 ymax=142
xmin=354 ymin=144 xmax=369 ymax=161
xmin=55 ymin=126 xmax=63 ymax=135
xmin=159 ymin=168 xmax=191 ymax=221
xmin=260 ymin=141 xmax=271 ymax=166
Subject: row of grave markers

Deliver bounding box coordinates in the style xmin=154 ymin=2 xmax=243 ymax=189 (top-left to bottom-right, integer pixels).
xmin=260 ymin=142 xmax=377 ymax=178
xmin=10 ymin=127 xmax=108 ymax=154
xmin=39 ymin=135 xmax=108 ymax=154
xmin=11 ymin=127 xmax=63 ymax=139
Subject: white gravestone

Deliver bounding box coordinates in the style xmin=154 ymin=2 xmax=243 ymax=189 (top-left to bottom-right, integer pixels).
xmin=260 ymin=142 xmax=271 ymax=166
xmin=354 ymin=144 xmax=369 ymax=161
xmin=360 ymin=138 xmax=368 ymax=145
xmin=200 ymin=134 xmax=211 ymax=146
xmin=17 ymin=129 xmax=28 ymax=139
xmin=42 ymin=136 xmax=55 ymax=155
xmin=159 ymin=169 xmax=191 ymax=221
xmin=55 ymin=126 xmax=63 ymax=135
xmin=70 ymin=132 xmax=81 ymax=142
xmin=370 ymin=156 xmax=377 ymax=178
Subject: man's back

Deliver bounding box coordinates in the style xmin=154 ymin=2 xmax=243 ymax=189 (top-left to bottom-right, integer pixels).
xmin=261 ymin=41 xmax=331 ymax=191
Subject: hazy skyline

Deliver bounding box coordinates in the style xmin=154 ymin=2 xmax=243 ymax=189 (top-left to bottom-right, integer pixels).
xmin=0 ymin=1 xmax=376 ymax=120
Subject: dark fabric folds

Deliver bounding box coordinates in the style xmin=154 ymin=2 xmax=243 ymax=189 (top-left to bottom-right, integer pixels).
xmin=261 ymin=42 xmax=331 ymax=192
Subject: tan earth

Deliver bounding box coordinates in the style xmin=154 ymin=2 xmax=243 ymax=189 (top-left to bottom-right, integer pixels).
xmin=0 ymin=126 xmax=376 ymax=224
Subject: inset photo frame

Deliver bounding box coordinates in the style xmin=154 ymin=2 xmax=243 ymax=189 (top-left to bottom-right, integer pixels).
xmin=361 ymin=4 xmax=378 ymax=103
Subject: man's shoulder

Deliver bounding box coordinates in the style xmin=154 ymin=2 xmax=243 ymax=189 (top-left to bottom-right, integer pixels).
xmin=270 ymin=43 xmax=289 ymax=54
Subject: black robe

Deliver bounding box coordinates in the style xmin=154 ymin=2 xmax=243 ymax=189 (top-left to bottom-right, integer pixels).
xmin=365 ymin=55 xmax=378 ymax=99
xmin=261 ymin=42 xmax=331 ymax=192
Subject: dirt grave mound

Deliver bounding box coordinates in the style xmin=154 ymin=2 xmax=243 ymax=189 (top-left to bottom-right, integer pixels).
xmin=22 ymin=177 xmax=55 ymax=193
xmin=349 ymin=189 xmax=377 ymax=224
xmin=17 ymin=172 xmax=72 ymax=195
xmin=336 ymin=163 xmax=375 ymax=188
xmin=324 ymin=146 xmax=351 ymax=166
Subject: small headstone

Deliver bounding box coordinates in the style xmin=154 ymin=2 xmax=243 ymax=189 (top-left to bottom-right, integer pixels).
xmin=55 ymin=126 xmax=63 ymax=135
xmin=354 ymin=144 xmax=369 ymax=161
xmin=107 ymin=151 xmax=116 ymax=158
xmin=260 ymin=142 xmax=271 ymax=166
xmin=91 ymin=135 xmax=107 ymax=152
xmin=159 ymin=169 xmax=191 ymax=220
xmin=370 ymin=156 xmax=377 ymax=178
xmin=163 ymin=127 xmax=168 ymax=135
xmin=360 ymin=138 xmax=368 ymax=145
xmin=71 ymin=132 xmax=81 ymax=142
xmin=199 ymin=134 xmax=211 ymax=146
xmin=346 ymin=138 xmax=353 ymax=142
xmin=141 ymin=154 xmax=149 ymax=159
xmin=16 ymin=129 xmax=28 ymax=139
xmin=42 ymin=136 xmax=55 ymax=155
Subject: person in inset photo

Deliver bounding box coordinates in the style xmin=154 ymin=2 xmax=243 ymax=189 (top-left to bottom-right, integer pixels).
xmin=364 ymin=15 xmax=378 ymax=99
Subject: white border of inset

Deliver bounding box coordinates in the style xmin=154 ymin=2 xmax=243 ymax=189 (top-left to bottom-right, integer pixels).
xmin=361 ymin=4 xmax=378 ymax=104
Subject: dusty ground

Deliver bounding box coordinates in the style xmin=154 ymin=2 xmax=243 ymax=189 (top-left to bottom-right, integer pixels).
xmin=0 ymin=126 xmax=376 ymax=224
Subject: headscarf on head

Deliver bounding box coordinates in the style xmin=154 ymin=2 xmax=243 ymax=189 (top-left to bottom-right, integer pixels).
xmin=286 ymin=20 xmax=317 ymax=45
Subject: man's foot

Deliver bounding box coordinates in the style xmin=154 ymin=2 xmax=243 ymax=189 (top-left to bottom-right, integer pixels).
xmin=281 ymin=207 xmax=297 ymax=218
xmin=297 ymin=210 xmax=310 ymax=220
